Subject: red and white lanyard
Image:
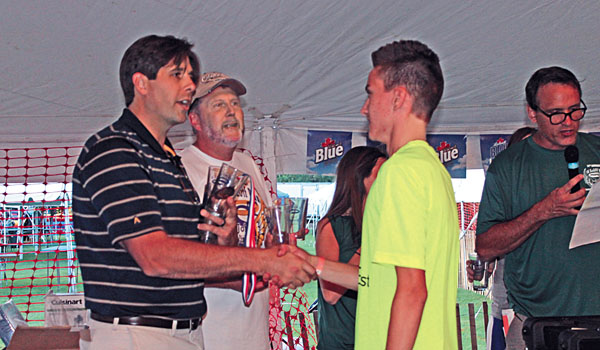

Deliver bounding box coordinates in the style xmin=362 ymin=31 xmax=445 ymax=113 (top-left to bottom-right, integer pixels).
xmin=241 ymin=177 xmax=257 ymax=306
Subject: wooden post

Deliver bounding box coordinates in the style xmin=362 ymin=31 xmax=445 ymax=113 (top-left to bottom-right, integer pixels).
xmin=284 ymin=311 xmax=295 ymax=349
xmin=468 ymin=303 xmax=478 ymax=350
xmin=483 ymin=301 xmax=489 ymax=339
xmin=298 ymin=313 xmax=309 ymax=350
xmin=456 ymin=303 xmax=463 ymax=350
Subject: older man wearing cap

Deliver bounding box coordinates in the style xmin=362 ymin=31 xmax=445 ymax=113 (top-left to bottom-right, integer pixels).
xmin=180 ymin=72 xmax=273 ymax=350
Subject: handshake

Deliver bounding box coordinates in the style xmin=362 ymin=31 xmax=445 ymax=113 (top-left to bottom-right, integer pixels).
xmin=201 ymin=198 xmax=356 ymax=290
xmin=257 ymin=244 xmax=317 ymax=290
xmin=262 ymin=244 xmax=359 ymax=292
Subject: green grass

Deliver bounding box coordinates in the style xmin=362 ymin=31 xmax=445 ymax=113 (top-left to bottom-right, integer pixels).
xmin=456 ymin=288 xmax=489 ymax=349
xmin=0 ymin=244 xmax=83 ymax=324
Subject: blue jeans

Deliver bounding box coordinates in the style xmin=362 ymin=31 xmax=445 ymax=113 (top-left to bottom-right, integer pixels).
xmin=490 ymin=317 xmax=505 ymax=350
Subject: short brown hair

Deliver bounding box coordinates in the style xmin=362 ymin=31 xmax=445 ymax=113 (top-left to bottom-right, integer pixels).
xmin=119 ymin=35 xmax=200 ymax=106
xmin=371 ymin=40 xmax=444 ymax=120
xmin=525 ymin=66 xmax=581 ymax=110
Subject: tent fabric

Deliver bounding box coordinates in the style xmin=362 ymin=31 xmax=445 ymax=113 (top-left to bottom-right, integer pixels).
xmin=2 ymin=1 xmax=600 ymax=152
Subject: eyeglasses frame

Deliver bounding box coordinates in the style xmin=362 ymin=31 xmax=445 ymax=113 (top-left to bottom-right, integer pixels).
xmin=535 ymin=99 xmax=587 ymax=125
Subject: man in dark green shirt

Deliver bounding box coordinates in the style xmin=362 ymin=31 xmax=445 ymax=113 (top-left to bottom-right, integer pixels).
xmin=476 ymin=66 xmax=600 ymax=349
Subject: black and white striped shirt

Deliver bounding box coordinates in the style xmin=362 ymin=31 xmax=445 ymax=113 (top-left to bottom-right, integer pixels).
xmin=73 ymin=109 xmax=205 ymax=319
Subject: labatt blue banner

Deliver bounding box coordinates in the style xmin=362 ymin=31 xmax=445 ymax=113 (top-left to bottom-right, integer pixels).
xmin=426 ymin=135 xmax=467 ymax=178
xmin=307 ymin=130 xmax=352 ymax=175
xmin=480 ymin=134 xmax=510 ymax=173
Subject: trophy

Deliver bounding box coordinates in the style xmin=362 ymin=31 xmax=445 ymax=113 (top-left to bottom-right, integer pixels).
xmin=288 ymin=197 xmax=309 ymax=240
xmin=199 ymin=163 xmax=249 ymax=244
xmin=268 ymin=199 xmax=293 ymax=245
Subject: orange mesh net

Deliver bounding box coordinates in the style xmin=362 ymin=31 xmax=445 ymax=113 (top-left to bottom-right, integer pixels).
xmin=0 ymin=146 xmax=82 ymax=325
xmin=0 ymin=146 xmax=480 ymax=349
xmin=457 ymin=201 xmax=480 ymax=233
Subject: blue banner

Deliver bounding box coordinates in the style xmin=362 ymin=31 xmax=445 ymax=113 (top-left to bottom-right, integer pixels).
xmin=480 ymin=134 xmax=510 ymax=173
xmin=426 ymin=135 xmax=467 ymax=178
xmin=306 ymin=130 xmax=352 ymax=175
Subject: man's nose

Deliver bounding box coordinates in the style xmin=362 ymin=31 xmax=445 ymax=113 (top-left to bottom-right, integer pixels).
xmin=225 ymin=104 xmax=235 ymax=116
xmin=562 ymin=113 xmax=574 ymax=126
xmin=183 ymin=75 xmax=196 ymax=93
xmin=360 ymin=99 xmax=369 ymax=116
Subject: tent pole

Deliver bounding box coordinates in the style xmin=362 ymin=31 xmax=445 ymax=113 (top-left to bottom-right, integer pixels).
xmin=261 ymin=126 xmax=279 ymax=199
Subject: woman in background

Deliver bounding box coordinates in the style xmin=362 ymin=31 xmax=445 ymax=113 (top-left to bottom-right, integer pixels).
xmin=316 ymin=146 xmax=387 ymax=350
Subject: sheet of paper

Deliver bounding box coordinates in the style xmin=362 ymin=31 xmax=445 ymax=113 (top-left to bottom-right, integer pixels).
xmin=569 ymin=183 xmax=600 ymax=249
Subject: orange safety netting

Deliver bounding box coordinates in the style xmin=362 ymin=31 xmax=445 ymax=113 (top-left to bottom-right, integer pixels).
xmin=0 ymin=146 xmax=81 ymax=325
xmin=457 ymin=201 xmax=480 ymax=233
xmin=0 ymin=146 xmax=481 ymax=349
xmin=0 ymin=146 xmax=318 ymax=349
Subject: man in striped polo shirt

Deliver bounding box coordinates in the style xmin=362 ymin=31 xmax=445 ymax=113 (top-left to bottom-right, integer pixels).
xmin=73 ymin=35 xmax=315 ymax=350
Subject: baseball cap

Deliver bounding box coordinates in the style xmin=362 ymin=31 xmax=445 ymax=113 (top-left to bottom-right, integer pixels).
xmin=192 ymin=72 xmax=247 ymax=103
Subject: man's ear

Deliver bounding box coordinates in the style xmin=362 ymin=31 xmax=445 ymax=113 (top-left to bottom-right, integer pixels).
xmin=392 ymin=86 xmax=408 ymax=111
xmin=188 ymin=110 xmax=202 ymax=132
xmin=526 ymin=105 xmax=537 ymax=124
xmin=132 ymin=72 xmax=149 ymax=96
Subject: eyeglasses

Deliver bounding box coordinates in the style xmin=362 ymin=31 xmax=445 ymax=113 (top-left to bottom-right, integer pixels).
xmin=535 ymin=99 xmax=587 ymax=125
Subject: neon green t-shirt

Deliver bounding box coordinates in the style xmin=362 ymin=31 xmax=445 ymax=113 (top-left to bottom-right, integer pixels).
xmin=355 ymin=140 xmax=459 ymax=350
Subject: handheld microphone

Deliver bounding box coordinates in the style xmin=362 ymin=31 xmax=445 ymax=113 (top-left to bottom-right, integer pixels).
xmin=564 ymin=145 xmax=581 ymax=194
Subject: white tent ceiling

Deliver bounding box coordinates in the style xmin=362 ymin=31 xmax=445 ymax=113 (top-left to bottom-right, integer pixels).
xmin=2 ymin=0 xmax=600 ymax=150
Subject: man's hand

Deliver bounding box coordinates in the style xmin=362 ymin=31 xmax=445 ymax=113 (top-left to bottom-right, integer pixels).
xmin=275 ymin=245 xmax=359 ymax=290
xmin=466 ymin=259 xmax=475 ymax=283
xmin=263 ymin=245 xmax=316 ymax=289
xmin=294 ymin=228 xmax=310 ymax=240
xmin=264 ymin=230 xmax=274 ymax=248
xmin=198 ymin=197 xmax=238 ymax=246
xmin=537 ymin=174 xmax=586 ymax=221
xmin=255 ymin=275 xmax=271 ymax=292
xmin=477 ymin=174 xmax=587 ymax=262
xmin=276 ymin=243 xmax=319 ymax=267
xmin=466 ymin=259 xmax=495 ymax=283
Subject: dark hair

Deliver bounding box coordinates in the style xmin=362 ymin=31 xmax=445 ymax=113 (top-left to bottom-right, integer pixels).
xmin=323 ymin=146 xmax=388 ymax=245
xmin=119 ymin=35 xmax=200 ymax=106
xmin=371 ymin=40 xmax=444 ymax=120
xmin=525 ymin=66 xmax=581 ymax=110
xmin=508 ymin=127 xmax=536 ymax=147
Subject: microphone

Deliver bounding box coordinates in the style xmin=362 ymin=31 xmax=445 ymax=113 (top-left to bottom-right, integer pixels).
xmin=564 ymin=145 xmax=581 ymax=194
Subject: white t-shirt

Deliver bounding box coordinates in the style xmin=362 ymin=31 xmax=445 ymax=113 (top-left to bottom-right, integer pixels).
xmin=180 ymin=145 xmax=272 ymax=350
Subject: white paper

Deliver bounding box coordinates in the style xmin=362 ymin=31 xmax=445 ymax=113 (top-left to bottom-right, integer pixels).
xmin=43 ymin=291 xmax=87 ymax=330
xmin=569 ymin=183 xmax=600 ymax=249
